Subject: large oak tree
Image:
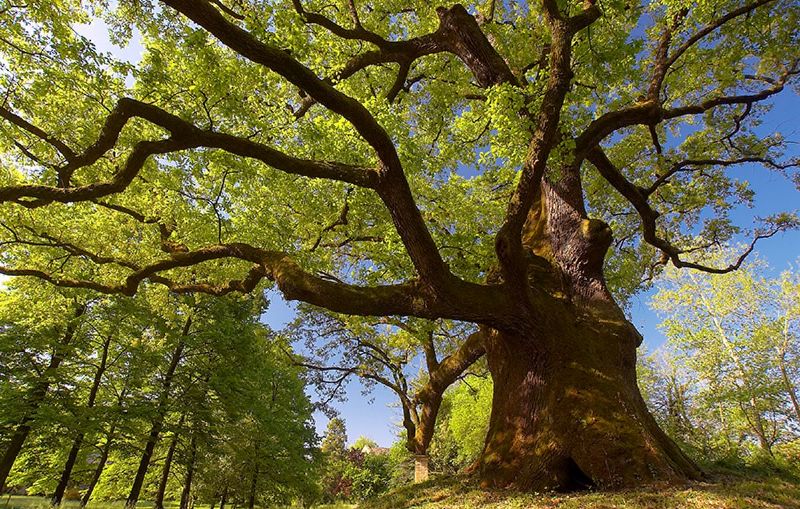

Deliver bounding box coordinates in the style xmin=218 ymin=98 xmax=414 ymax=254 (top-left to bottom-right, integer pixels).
xmin=1 ymin=0 xmax=798 ymax=491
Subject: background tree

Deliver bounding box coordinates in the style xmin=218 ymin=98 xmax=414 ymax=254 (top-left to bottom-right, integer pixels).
xmin=643 ymin=252 xmax=800 ymax=463
xmin=292 ymin=310 xmax=484 ymax=481
xmin=0 ymin=280 xmax=89 ymax=493
xmin=320 ymin=418 xmax=348 ymax=459
xmin=0 ymin=276 xmax=316 ymax=503
xmin=0 ymin=0 xmax=799 ymax=491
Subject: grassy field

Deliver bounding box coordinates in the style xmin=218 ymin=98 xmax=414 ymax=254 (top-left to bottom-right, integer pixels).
xmin=0 ymin=497 xmax=182 ymax=509
xmin=7 ymin=470 xmax=798 ymax=509
xmin=0 ymin=497 xmax=354 ymax=509
xmin=360 ymin=470 xmax=800 ymax=509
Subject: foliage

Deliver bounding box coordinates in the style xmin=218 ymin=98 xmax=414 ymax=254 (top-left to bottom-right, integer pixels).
xmin=428 ymin=376 xmax=493 ymax=474
xmin=642 ymin=251 xmax=800 ymax=466
xmin=317 ymin=419 xmax=391 ymax=503
xmin=0 ymin=0 xmax=799 ymax=494
xmin=320 ymin=418 xmax=348 ymax=458
xmin=0 ymin=280 xmax=316 ymax=505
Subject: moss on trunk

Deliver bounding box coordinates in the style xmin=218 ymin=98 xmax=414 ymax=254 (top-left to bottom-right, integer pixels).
xmin=477 ymin=290 xmax=702 ymax=490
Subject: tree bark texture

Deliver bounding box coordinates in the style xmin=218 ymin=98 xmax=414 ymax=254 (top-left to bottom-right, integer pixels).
xmin=475 ymin=180 xmax=702 ymax=490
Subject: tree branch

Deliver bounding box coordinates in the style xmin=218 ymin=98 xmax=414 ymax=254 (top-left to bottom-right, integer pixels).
xmin=0 ymin=98 xmax=378 ymax=208
xmin=495 ymin=1 xmax=600 ymax=286
xmin=586 ymin=146 xmax=797 ymax=274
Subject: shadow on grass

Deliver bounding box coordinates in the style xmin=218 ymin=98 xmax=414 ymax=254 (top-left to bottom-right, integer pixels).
xmin=359 ymin=467 xmax=800 ymax=509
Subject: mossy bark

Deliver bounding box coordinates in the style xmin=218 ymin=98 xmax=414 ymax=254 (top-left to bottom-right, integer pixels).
xmin=476 ymin=177 xmax=702 ymax=491
xmin=476 ymin=281 xmax=702 ymax=491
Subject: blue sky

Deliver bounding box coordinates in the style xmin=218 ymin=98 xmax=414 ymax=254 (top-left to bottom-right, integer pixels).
xmin=75 ymin=16 xmax=799 ymax=448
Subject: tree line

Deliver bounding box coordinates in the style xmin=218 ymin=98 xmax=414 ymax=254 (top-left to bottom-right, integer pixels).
xmin=0 ymin=280 xmax=316 ymax=508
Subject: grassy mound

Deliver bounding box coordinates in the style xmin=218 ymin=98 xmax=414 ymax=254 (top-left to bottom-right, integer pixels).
xmin=360 ymin=469 xmax=800 ymax=509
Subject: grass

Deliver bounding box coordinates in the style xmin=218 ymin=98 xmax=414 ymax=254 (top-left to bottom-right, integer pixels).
xmin=359 ymin=469 xmax=800 ymax=509
xmin=0 ymin=497 xmax=181 ymax=509
xmin=0 ymin=497 xmax=355 ymax=509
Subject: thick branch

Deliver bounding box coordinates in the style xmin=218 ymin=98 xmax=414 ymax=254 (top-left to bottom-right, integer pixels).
xmin=0 ymin=98 xmax=378 ymax=207
xmin=0 ymin=240 xmax=510 ymax=322
xmin=159 ymin=0 xmax=453 ymax=285
xmin=416 ymin=328 xmax=486 ymax=403
xmin=160 ymin=0 xmax=399 ymax=165
xmin=495 ymin=2 xmax=600 ymax=285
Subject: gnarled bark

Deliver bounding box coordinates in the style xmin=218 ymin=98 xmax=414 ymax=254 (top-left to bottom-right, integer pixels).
xmin=477 ymin=298 xmax=701 ymax=490
xmin=475 ymin=167 xmax=701 ymax=490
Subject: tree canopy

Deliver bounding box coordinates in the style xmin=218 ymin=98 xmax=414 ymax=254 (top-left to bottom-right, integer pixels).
xmin=0 ymin=0 xmax=796 ymax=310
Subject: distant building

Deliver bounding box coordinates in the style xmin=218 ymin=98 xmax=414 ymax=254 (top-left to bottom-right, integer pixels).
xmin=360 ymin=444 xmax=390 ymax=455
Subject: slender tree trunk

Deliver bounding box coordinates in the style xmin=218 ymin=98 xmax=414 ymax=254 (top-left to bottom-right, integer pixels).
xmin=79 ymin=422 xmax=116 ymax=509
xmin=780 ymin=362 xmax=800 ymax=423
xmin=247 ymin=468 xmax=258 ymax=509
xmin=409 ymin=394 xmax=441 ymax=484
xmin=52 ymin=335 xmax=112 ymax=506
xmin=81 ymin=381 xmax=131 ymax=509
xmin=414 ymin=455 xmax=430 ymax=483
xmin=126 ymin=317 xmax=190 ymax=509
xmin=219 ymin=486 xmax=227 ymax=509
xmin=154 ymin=414 xmax=186 ymax=509
xmin=0 ymin=303 xmax=86 ymax=493
xmin=779 ymin=321 xmax=800 ymax=423
xmin=405 ymin=328 xmax=485 ymax=483
xmin=247 ymin=443 xmax=259 ymax=509
xmin=179 ymin=433 xmax=197 ymax=509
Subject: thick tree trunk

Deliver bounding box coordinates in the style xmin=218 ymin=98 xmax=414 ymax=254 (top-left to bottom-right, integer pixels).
xmin=126 ymin=318 xmax=190 ymax=509
xmin=52 ymin=336 xmax=112 ymax=506
xmin=476 ymin=299 xmax=703 ymax=491
xmin=0 ymin=303 xmax=86 ymax=493
xmin=472 ymin=169 xmax=704 ymax=491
